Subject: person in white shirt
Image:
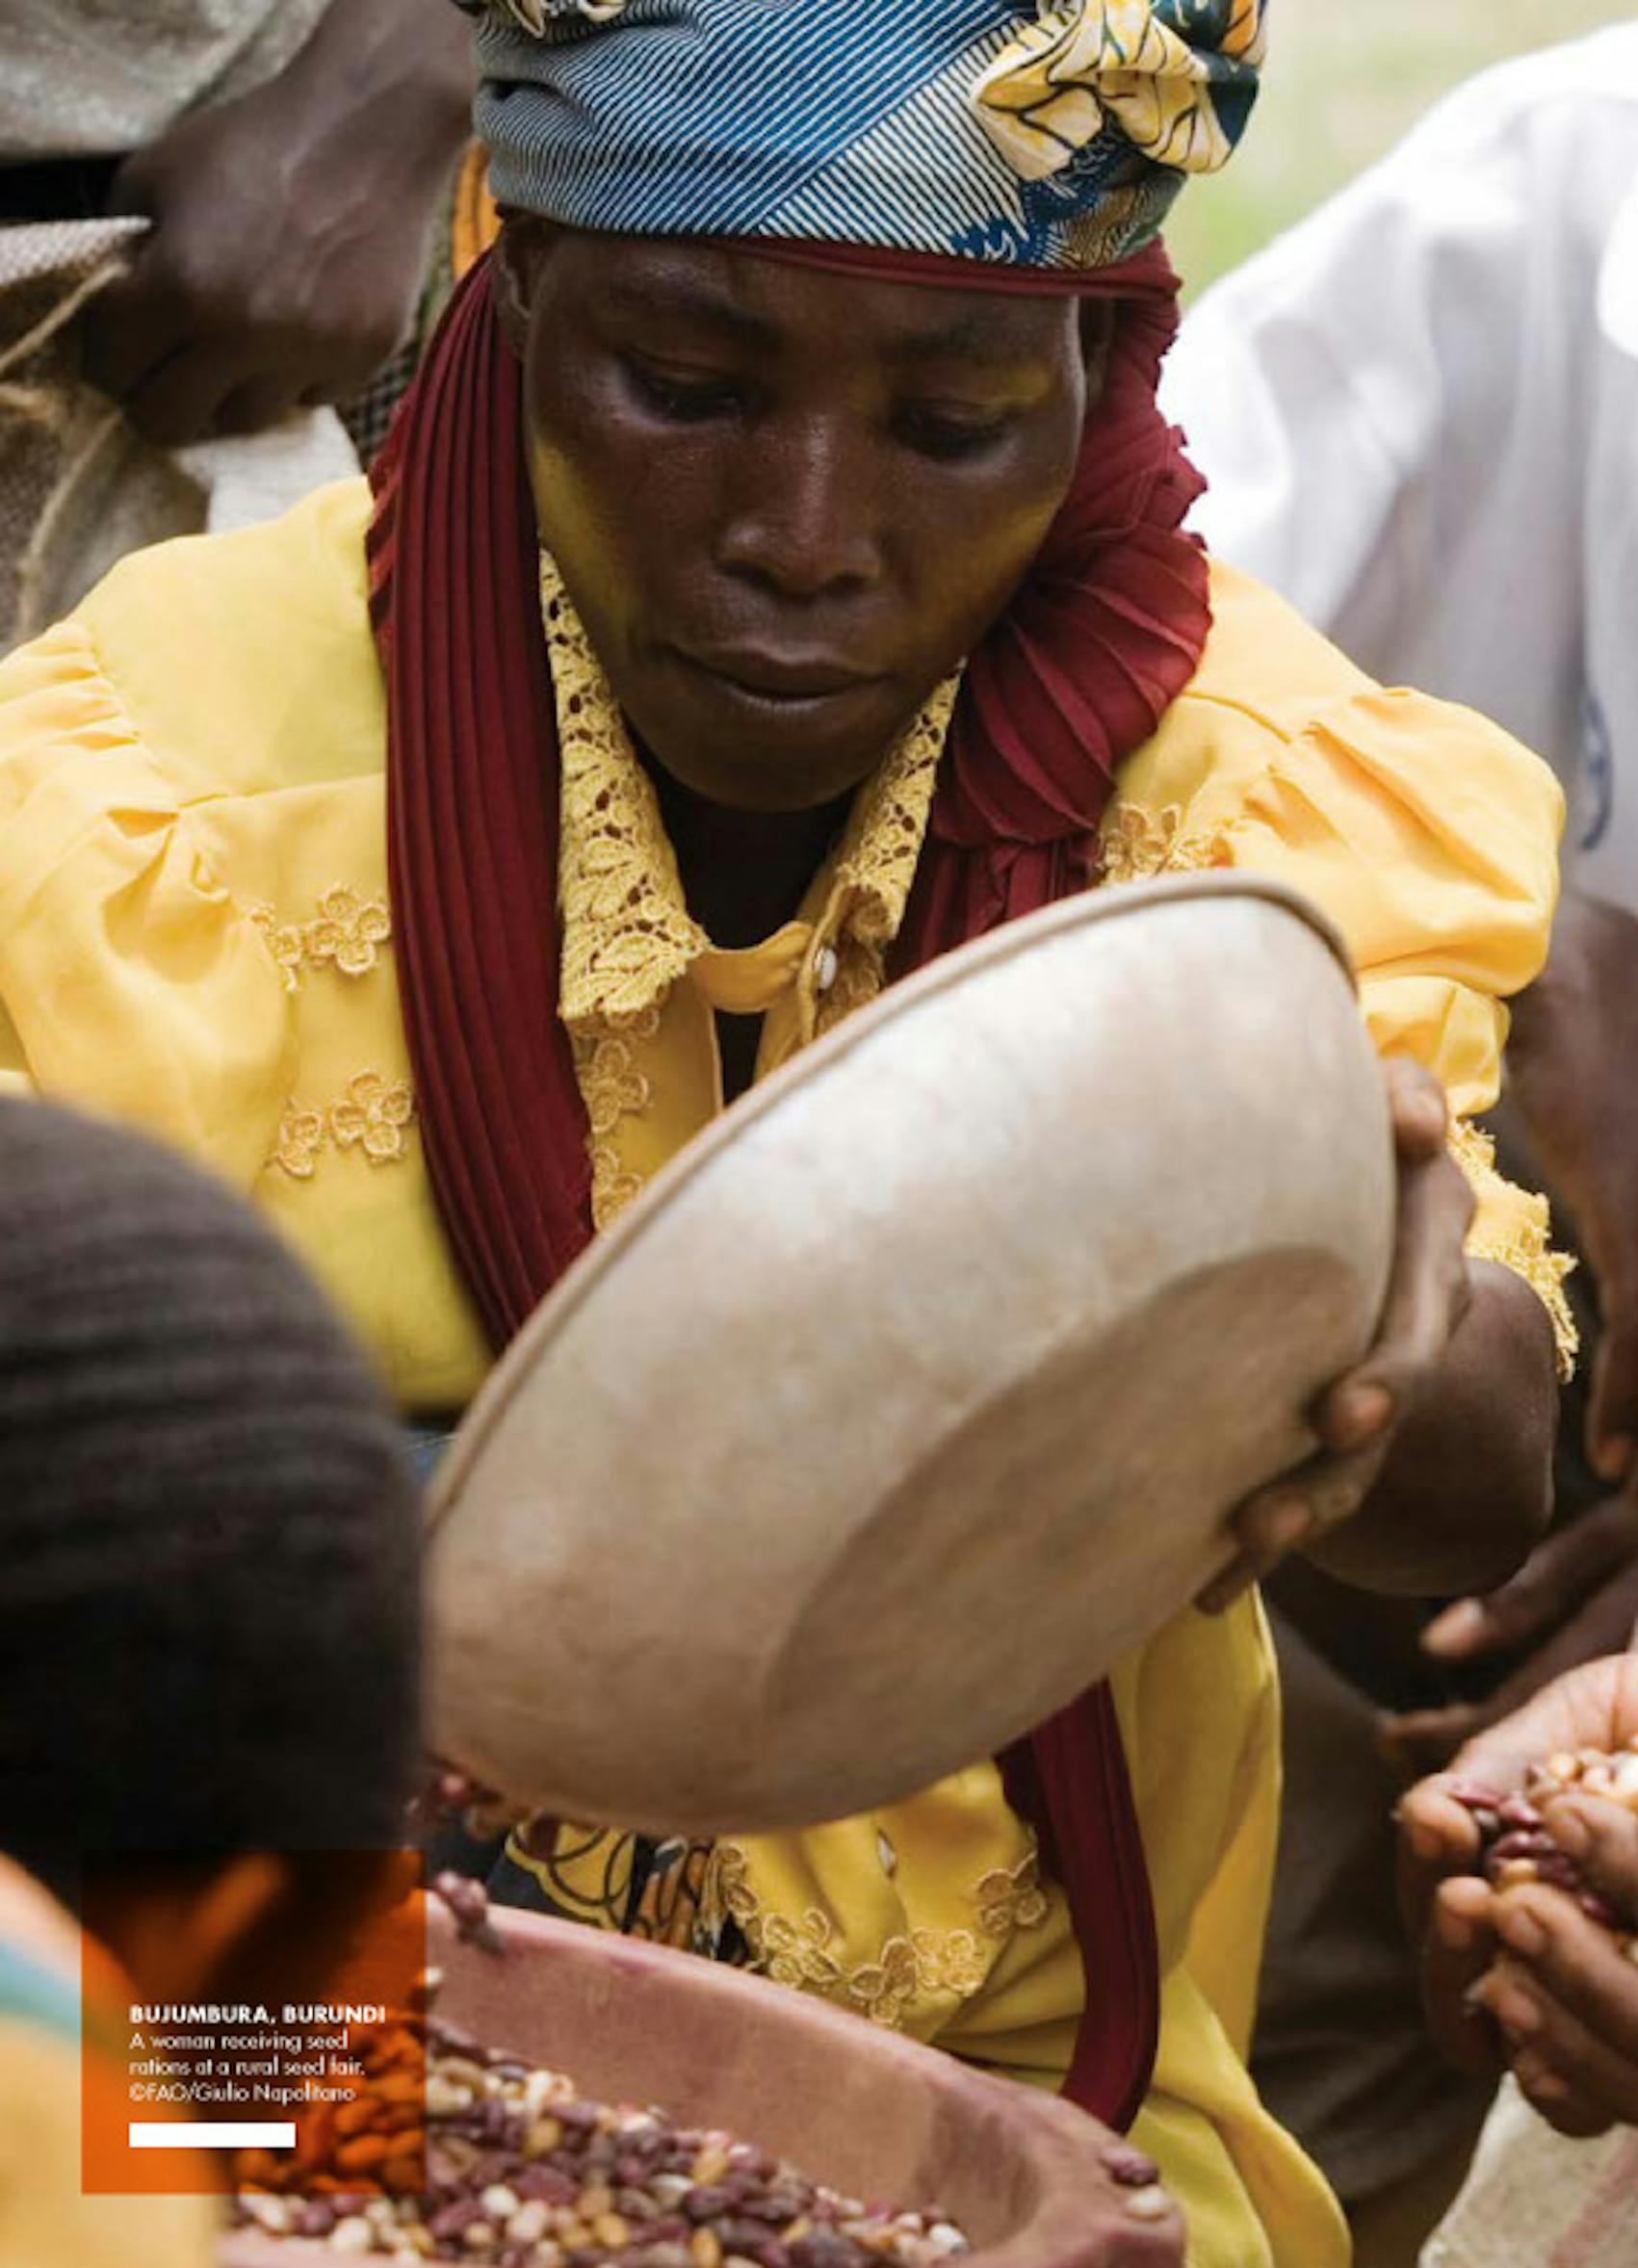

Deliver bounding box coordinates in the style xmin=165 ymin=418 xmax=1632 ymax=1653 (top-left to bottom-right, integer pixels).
xmin=1163 ymin=23 xmax=1638 ymax=906
xmin=1161 ymin=29 xmax=1638 ymax=2261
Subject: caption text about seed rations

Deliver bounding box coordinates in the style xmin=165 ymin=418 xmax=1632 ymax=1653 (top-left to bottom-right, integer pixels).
xmin=126 ymin=2004 xmax=387 ymax=2107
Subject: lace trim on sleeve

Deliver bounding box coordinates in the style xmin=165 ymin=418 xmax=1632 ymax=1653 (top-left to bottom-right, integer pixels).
xmin=1447 ymin=1119 xmax=1577 ymax=1382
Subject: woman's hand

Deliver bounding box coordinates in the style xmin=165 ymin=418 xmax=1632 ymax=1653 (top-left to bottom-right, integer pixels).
xmin=1398 ymin=1655 xmax=1638 ymax=2133
xmin=1379 ymin=1499 xmax=1638 ymax=1774
xmin=1197 ymin=1057 xmax=1474 ymax=1614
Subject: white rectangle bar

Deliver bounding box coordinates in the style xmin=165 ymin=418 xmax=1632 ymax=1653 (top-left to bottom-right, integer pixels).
xmin=128 ymin=2123 xmax=296 ymax=2150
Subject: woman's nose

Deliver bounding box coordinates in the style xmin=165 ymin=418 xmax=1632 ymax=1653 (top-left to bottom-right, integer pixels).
xmin=715 ymin=417 xmax=884 ymax=602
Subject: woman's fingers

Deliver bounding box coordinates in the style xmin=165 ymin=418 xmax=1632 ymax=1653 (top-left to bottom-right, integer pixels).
xmin=1197 ymin=1442 xmax=1388 ymax=1614
xmin=1314 ymin=1154 xmax=1472 ymax=1454
xmin=1418 ymin=1876 xmax=1506 ymax=2075
xmin=1396 ymin=1778 xmax=1484 ymax=1965
xmin=1396 ymin=1778 xmax=1487 ymax=1949
xmin=1203 ymin=1060 xmax=1469 ymax=1616
xmin=1311 ymin=1063 xmax=1470 ymax=1473
xmin=1490 ymin=1887 xmax=1638 ymax=2060
xmin=1509 ymin=2052 xmax=1622 ymax=2139
xmin=1388 ymin=1578 xmax=1638 ymax=1772
xmin=1473 ymin=1938 xmax=1638 ymax=2128
xmin=1448 ymin=1658 xmax=1638 ymax=1793
xmin=1380 ymin=1702 xmax=1487 ymax=1777
xmin=1422 ymin=1500 xmax=1638 ymax=1662
xmin=1546 ymin=1792 xmax=1638 ymax=1919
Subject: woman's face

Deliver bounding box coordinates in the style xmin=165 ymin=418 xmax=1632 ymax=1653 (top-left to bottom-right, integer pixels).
xmin=497 ymin=223 xmax=1094 ymax=814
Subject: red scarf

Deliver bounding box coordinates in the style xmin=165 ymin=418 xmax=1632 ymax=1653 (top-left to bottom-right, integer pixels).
xmin=370 ymin=243 xmax=1209 ymax=2133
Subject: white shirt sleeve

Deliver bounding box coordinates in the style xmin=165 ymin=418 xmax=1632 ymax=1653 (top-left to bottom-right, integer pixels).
xmin=1161 ymin=26 xmax=1638 ymax=843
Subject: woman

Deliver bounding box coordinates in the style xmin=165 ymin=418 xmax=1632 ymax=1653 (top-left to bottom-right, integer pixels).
xmin=0 ymin=4 xmax=1572 ymax=2261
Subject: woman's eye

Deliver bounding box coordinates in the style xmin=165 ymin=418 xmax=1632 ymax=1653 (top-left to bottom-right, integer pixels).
xmin=625 ymin=357 xmax=742 ymax=423
xmin=897 ymin=405 xmax=1014 ymax=460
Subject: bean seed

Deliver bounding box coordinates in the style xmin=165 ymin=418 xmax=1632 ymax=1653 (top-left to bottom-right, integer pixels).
xmin=1124 ymin=2185 xmax=1173 ymax=2224
xmin=1454 ymin=1751 xmax=1636 ymax=1958
xmin=234 ymin=1943 xmax=970 ymax=2268
xmin=507 ymin=2203 xmax=552 ymax=2245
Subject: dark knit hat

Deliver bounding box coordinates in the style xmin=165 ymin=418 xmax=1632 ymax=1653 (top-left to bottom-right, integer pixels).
xmin=0 ymin=1097 xmax=421 ymax=1896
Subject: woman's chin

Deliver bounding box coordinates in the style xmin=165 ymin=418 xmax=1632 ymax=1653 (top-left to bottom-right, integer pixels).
xmin=637 ymin=668 xmax=928 ymax=815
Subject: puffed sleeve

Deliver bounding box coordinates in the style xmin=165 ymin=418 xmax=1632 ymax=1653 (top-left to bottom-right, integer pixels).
xmin=0 ymin=616 xmax=296 ymax=1186
xmin=1102 ymin=607 xmax=1575 ymax=1374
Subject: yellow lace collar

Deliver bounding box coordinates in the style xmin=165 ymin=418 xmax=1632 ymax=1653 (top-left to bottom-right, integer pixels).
xmin=541 ymin=551 xmax=960 ymax=1032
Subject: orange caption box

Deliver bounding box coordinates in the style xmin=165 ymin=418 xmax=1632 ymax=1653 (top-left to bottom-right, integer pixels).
xmin=84 ymin=1858 xmax=429 ymax=2201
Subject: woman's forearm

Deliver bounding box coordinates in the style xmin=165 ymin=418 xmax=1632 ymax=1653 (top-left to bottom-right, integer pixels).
xmin=1301 ymin=1259 xmax=1557 ymax=1595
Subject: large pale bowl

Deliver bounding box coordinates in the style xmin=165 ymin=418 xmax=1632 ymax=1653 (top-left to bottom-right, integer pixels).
xmin=429 ymin=873 xmax=1394 ymax=1834
xmin=221 ymin=1905 xmax=1184 ymax=2268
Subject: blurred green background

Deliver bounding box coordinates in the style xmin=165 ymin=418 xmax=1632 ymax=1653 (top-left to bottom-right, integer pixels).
xmin=1169 ymin=0 xmax=1636 ymax=296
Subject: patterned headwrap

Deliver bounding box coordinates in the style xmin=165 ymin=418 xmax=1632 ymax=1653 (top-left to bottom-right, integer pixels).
xmin=457 ymin=0 xmax=1266 ymax=270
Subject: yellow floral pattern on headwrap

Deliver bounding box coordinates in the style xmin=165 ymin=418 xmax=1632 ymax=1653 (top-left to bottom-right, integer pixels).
xmin=975 ymin=0 xmax=1267 ymax=183
xmin=485 ymin=0 xmax=626 ymax=32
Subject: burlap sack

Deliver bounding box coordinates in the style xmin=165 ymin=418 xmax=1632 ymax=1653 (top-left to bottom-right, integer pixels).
xmin=1422 ymin=2079 xmax=1638 ymax=2268
xmin=0 ymin=217 xmax=360 ymax=656
xmin=0 ymin=218 xmax=205 ymax=653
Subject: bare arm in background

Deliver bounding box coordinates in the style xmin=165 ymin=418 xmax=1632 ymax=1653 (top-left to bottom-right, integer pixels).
xmin=1387 ymin=896 xmax=1638 ymax=1766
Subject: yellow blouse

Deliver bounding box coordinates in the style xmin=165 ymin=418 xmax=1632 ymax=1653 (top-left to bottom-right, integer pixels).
xmin=0 ymin=479 xmax=1571 ymax=2268
xmin=0 ymin=1861 xmax=220 ymax=2268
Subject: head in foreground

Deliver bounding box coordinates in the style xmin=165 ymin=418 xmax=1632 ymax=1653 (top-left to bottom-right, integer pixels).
xmin=0 ymin=1097 xmax=421 ymax=2002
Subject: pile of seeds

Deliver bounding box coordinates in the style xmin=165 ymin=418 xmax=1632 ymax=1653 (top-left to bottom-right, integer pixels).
xmin=1450 ymin=1736 xmax=1638 ymax=1941
xmin=237 ymin=2013 xmax=974 ymax=2266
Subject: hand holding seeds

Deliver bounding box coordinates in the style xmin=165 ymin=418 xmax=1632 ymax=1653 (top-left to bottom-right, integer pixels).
xmin=1397 ymin=1655 xmax=1638 ymax=2134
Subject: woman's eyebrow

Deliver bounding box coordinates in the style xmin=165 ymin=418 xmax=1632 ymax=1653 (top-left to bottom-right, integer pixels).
xmin=600 ymin=274 xmax=1051 ymax=370
xmin=882 ymin=309 xmax=1054 ymax=370
xmin=601 ymin=276 xmax=776 ymax=346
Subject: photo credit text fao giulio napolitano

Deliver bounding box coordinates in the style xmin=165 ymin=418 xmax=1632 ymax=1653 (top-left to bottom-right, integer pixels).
xmin=81 ymin=1856 xmax=429 ymax=2201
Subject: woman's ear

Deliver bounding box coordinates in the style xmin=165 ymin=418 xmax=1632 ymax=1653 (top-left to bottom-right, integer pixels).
xmin=491 ymin=217 xmax=557 ymax=356
xmin=1079 ymin=300 xmax=1115 ymax=414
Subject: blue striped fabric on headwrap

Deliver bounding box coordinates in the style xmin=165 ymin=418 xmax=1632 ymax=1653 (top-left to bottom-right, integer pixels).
xmin=458 ymin=1 xmax=1266 ymax=271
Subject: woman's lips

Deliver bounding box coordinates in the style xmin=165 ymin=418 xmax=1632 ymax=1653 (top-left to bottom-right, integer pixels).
xmin=672 ymin=644 xmax=884 ymax=710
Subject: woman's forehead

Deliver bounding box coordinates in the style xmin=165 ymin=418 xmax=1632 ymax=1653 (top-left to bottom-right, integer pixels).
xmin=543 ymin=232 xmax=1079 ymax=365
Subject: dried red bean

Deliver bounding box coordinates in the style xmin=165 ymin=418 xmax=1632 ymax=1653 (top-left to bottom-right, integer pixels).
xmin=237 ymin=1989 xmax=970 ymax=2266
xmin=1491 ymin=1831 xmax=1558 ymax=1865
xmin=1100 ymin=2144 xmax=1160 ymax=2189
xmin=427 ymin=2199 xmax=486 ymax=2243
xmin=1452 ymin=1753 xmax=1635 ymax=1956
xmin=789 ymin=2233 xmax=860 ymax=2268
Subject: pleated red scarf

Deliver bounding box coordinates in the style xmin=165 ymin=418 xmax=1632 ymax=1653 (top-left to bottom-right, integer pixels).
xmin=369 ymin=239 xmax=1209 ymax=2133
